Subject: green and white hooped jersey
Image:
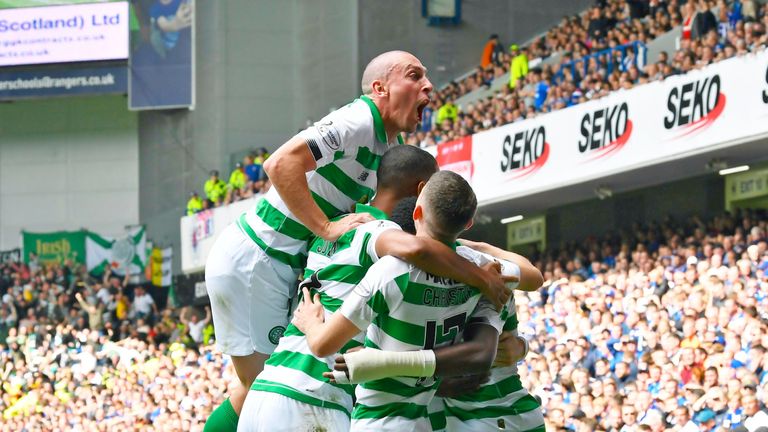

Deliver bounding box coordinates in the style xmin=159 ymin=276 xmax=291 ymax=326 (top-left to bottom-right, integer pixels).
xmin=251 ymin=205 xmax=400 ymax=417
xmin=443 ymin=258 xmax=543 ymax=429
xmin=238 ymin=96 xmax=401 ymax=272
xmin=340 ymin=247 xmax=503 ymax=431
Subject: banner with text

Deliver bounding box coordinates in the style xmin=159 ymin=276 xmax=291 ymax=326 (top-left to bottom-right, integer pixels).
xmin=455 ymin=51 xmax=768 ymax=205
xmin=180 ymin=195 xmax=258 ymax=274
xmin=22 ymin=230 xmax=86 ymax=265
xmin=0 ymin=65 xmax=126 ymax=100
xmin=0 ymin=2 xmax=129 ymax=66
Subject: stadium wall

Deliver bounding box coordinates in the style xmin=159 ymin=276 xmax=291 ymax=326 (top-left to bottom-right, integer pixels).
xmin=468 ymin=174 xmax=725 ymax=249
xmin=0 ymin=95 xmax=139 ymax=251
xmin=139 ymin=0 xmax=359 ymax=269
xmin=546 ymin=174 xmax=725 ymax=245
xmin=357 ymin=0 xmax=591 ymax=87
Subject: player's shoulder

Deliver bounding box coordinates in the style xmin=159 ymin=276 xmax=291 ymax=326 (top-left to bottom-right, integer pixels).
xmin=320 ymin=98 xmax=373 ymax=130
xmin=357 ymin=219 xmax=401 ymax=235
xmin=369 ymin=255 xmax=412 ymax=277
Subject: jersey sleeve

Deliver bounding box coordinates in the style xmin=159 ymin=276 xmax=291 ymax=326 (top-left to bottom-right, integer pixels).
xmin=357 ymin=220 xmax=402 ymax=264
xmin=340 ymin=257 xmax=408 ymax=331
xmin=468 ymin=297 xmax=504 ymax=334
xmin=297 ymin=104 xmax=368 ymax=168
xmin=457 ymin=246 xmax=521 ymax=290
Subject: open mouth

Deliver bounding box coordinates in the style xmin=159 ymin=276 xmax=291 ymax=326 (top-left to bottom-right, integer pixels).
xmin=416 ymin=99 xmax=429 ymax=122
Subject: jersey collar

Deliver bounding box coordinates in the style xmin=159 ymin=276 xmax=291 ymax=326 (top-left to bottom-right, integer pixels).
xmin=355 ymin=203 xmax=388 ymax=220
xmin=360 ymin=95 xmax=403 ymax=145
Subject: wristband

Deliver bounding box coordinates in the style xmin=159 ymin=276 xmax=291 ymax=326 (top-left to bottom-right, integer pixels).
xmin=520 ymin=336 xmax=530 ymax=358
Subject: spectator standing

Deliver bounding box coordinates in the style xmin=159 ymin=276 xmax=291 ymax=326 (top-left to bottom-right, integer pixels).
xmin=481 ymin=34 xmax=504 ymax=68
xmin=509 ymin=44 xmax=529 ymax=88
xmin=691 ymin=0 xmax=718 ymax=39
xmin=180 ymin=306 xmax=212 ymax=345
xmin=436 ymin=97 xmax=458 ymax=124
xmin=132 ymin=285 xmax=157 ymax=322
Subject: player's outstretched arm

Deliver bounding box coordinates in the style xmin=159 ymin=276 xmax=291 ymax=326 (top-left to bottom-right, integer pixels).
xmin=375 ymin=230 xmax=515 ymax=311
xmin=458 ymin=239 xmax=544 ymax=291
xmin=322 ymin=321 xmax=500 ymax=384
xmin=292 ymin=287 xmax=361 ymax=358
xmin=264 ymin=136 xmax=373 ymax=241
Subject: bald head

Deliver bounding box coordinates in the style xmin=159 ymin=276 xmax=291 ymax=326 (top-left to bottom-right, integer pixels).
xmin=361 ymin=50 xmax=419 ymax=95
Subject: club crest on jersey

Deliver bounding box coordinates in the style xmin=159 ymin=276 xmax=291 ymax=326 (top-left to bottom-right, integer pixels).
xmin=268 ymin=326 xmax=285 ymax=344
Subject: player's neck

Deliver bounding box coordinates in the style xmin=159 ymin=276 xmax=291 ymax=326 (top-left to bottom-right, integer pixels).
xmin=415 ymin=226 xmax=456 ymax=248
xmin=369 ymin=194 xmax=397 ymax=217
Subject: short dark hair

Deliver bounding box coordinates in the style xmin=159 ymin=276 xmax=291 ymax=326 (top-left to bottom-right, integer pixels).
xmin=377 ymin=145 xmax=438 ymax=196
xmin=421 ymin=171 xmax=477 ymax=236
xmin=390 ymin=197 xmax=417 ymax=235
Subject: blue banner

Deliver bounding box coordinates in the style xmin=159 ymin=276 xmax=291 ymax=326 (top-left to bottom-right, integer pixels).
xmin=0 ymin=65 xmax=127 ymax=100
xmin=128 ymin=0 xmax=193 ymax=110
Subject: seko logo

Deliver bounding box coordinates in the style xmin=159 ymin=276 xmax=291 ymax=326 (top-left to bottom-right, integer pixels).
xmin=578 ymin=102 xmax=632 ymax=161
xmin=499 ymin=125 xmax=550 ymax=180
xmin=663 ymin=74 xmax=725 ymax=138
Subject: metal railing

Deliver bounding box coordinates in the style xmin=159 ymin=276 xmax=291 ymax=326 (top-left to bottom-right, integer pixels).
xmin=554 ymin=41 xmax=647 ymax=83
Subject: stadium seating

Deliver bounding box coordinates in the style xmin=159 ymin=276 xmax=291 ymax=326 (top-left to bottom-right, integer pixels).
xmin=406 ymin=0 xmax=768 ymax=149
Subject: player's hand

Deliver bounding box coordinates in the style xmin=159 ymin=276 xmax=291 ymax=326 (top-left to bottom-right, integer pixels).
xmin=494 ymin=334 xmax=526 ymax=367
xmin=320 ymin=213 xmax=375 ymax=241
xmin=323 ymin=354 xmax=349 ymax=383
xmin=291 ymin=287 xmax=325 ymax=333
xmin=435 ymin=372 xmax=490 ymax=398
xmin=479 ymin=261 xmax=514 ymax=311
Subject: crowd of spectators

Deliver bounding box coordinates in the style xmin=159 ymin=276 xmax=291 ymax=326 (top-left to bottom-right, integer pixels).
xmin=0 ymin=259 xmax=223 ymax=430
xmin=520 ymin=208 xmax=768 ymax=431
xmin=406 ymin=0 xmax=768 ymax=148
xmin=2 ymin=205 xmax=766 ymax=431
xmin=185 ymin=147 xmax=271 ymax=217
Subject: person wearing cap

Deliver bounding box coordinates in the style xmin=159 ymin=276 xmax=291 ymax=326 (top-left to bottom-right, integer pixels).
xmin=508 ymin=44 xmax=528 ymax=89
xmin=692 ymin=408 xmax=717 ymax=431
xmin=186 ymin=191 xmax=203 ymax=216
xmin=204 ymin=170 xmax=227 ymax=206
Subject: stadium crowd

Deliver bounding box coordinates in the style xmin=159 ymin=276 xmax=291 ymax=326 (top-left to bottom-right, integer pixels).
xmin=0 ymin=261 xmax=226 ymax=431
xmin=2 ymin=205 xmax=765 ymax=430
xmin=522 ymin=208 xmax=768 ymax=431
xmin=406 ymin=0 xmax=768 ymax=148
xmin=185 ymin=148 xmax=271 ymax=217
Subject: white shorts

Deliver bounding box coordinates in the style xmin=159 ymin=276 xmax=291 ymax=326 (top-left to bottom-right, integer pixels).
xmin=238 ymin=390 xmax=350 ymax=432
xmin=205 ymin=223 xmax=299 ymax=356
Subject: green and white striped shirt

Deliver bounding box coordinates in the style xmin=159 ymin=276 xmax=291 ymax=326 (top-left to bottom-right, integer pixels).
xmin=443 ymin=267 xmax=543 ymax=428
xmin=251 ymin=204 xmax=400 ymax=416
xmin=340 ymin=248 xmax=501 ymax=432
xmin=238 ymin=96 xmax=401 ymax=273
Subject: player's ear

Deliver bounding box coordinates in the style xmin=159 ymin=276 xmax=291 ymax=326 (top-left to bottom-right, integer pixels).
xmin=463 ymin=218 xmax=474 ymax=231
xmin=416 ymin=181 xmax=427 ymax=195
xmin=373 ymin=80 xmax=387 ymax=97
xmin=412 ymin=204 xmax=423 ymax=222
